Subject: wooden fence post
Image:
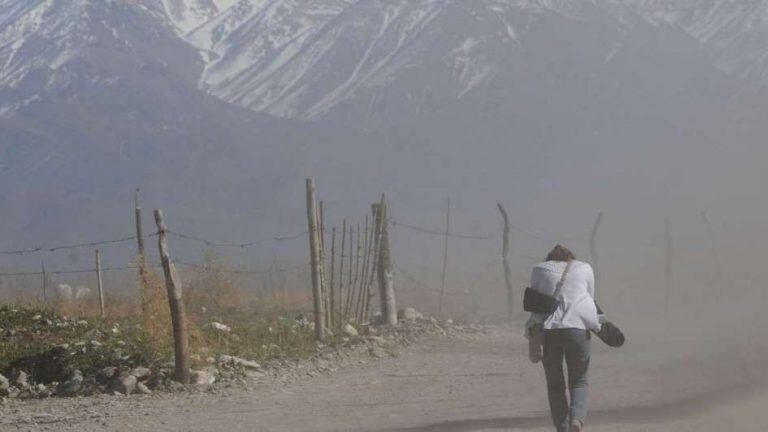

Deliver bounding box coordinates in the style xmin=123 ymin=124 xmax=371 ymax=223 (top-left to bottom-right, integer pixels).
xmin=41 ymin=262 xmax=47 ymax=303
xmin=96 ymin=249 xmax=105 ymax=317
xmin=497 ymin=203 xmax=514 ymax=318
xmin=135 ymin=188 xmax=149 ymax=314
xmin=344 ymin=225 xmax=354 ymax=321
xmin=664 ymin=216 xmax=673 ymax=319
xmin=700 ymin=211 xmax=724 ymax=299
xmin=356 ymin=216 xmax=371 ymax=322
xmin=590 ymin=212 xmax=603 ymax=299
xmin=437 ymin=197 xmax=451 ymax=319
xmin=366 ymin=204 xmax=382 ymax=321
xmin=377 ymin=195 xmax=397 ymax=325
xmin=154 ymin=209 xmax=191 ymax=383
xmin=305 ymin=178 xmax=326 ymax=340
xmin=329 ymin=227 xmax=337 ymax=329
xmin=318 ymin=201 xmax=330 ymax=328
xmin=339 ymin=220 xmax=347 ymax=322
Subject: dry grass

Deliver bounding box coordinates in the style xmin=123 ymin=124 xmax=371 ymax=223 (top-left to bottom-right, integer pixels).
xmin=0 ymin=252 xmax=327 ymax=374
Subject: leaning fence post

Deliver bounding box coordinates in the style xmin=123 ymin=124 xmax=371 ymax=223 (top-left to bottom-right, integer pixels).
xmin=153 ymin=209 xmax=191 ymax=383
xmin=96 ymin=249 xmax=105 ymax=317
xmin=377 ymin=195 xmax=397 ymax=326
xmin=305 ymin=178 xmax=326 ymax=340
xmin=497 ymin=203 xmax=514 ymax=318
xmin=590 ymin=212 xmax=603 ymax=299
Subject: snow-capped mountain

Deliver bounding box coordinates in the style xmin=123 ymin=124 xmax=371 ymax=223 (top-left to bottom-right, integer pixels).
xmin=169 ymin=0 xmax=656 ymax=120
xmin=628 ymin=0 xmax=768 ymax=84
xmin=156 ymin=0 xmax=768 ymax=122
xmin=2 ymin=0 xmax=768 ymax=266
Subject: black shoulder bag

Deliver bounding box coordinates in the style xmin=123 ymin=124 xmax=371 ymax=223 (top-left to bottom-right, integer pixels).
xmin=523 ymin=261 xmax=572 ymax=314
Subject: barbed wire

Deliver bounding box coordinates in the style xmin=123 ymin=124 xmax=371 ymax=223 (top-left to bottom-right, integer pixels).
xmin=389 ymin=220 xmax=496 ymax=240
xmin=0 ymin=264 xmax=152 ymax=277
xmin=166 ymin=230 xmax=308 ymax=248
xmin=0 ymin=234 xmax=157 ymax=256
xmin=0 ymin=259 xmax=307 ymax=278
xmin=174 ymin=260 xmax=308 ymax=275
xmin=392 ymin=260 xmax=474 ymax=297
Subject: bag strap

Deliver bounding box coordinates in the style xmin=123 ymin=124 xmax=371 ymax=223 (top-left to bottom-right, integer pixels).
xmin=552 ymin=260 xmax=573 ymax=300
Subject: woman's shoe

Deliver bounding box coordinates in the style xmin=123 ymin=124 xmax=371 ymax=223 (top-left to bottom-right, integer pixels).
xmin=569 ymin=419 xmax=583 ymax=432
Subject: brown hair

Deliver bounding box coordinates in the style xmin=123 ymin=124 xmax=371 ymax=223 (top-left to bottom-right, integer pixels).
xmin=546 ymin=244 xmax=575 ymax=262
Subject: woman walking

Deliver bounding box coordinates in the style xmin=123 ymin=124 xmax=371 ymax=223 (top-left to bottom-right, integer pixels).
xmin=527 ymin=245 xmax=602 ymax=432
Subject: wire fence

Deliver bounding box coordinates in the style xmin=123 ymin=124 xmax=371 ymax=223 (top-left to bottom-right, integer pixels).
xmin=0 ymin=214 xmax=566 ymax=281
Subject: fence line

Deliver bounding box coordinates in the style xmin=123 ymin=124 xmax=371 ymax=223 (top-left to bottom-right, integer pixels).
xmin=167 ymin=229 xmax=309 ymax=248
xmin=389 ymin=218 xmax=585 ymax=244
xmin=175 ymin=261 xmax=308 ymax=275
xmin=389 ymin=219 xmax=495 ymax=240
xmin=0 ymin=260 xmax=309 ymax=279
xmin=392 ymin=260 xmax=504 ymax=298
xmin=0 ymin=234 xmax=158 ymax=256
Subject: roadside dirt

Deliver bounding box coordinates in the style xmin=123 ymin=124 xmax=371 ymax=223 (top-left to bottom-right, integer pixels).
xmin=2 ymin=322 xmax=765 ymax=431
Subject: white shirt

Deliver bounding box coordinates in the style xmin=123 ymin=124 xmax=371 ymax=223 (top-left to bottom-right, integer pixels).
xmin=527 ymin=260 xmax=600 ymax=331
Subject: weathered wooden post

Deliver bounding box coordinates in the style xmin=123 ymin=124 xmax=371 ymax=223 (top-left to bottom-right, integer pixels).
xmin=41 ymin=262 xmax=47 ymax=302
xmin=339 ymin=220 xmax=347 ymax=321
xmin=377 ymin=195 xmax=397 ymax=325
xmin=700 ymin=211 xmax=724 ymax=299
xmin=664 ymin=216 xmax=673 ymax=319
xmin=344 ymin=224 xmax=354 ymax=321
xmin=318 ymin=201 xmax=330 ymax=328
xmin=356 ymin=216 xmax=371 ymax=322
xmin=135 ymin=188 xmax=148 ymax=313
xmin=437 ymin=197 xmax=451 ymax=319
xmin=305 ymin=178 xmax=326 ymax=340
xmin=154 ymin=209 xmax=191 ymax=383
xmin=590 ymin=212 xmax=603 ymax=299
xmin=329 ymin=227 xmax=337 ymax=329
xmin=347 ymin=223 xmax=361 ymax=320
xmin=497 ymin=203 xmax=514 ymax=318
xmin=96 ymin=249 xmax=105 ymax=317
xmin=365 ymin=204 xmax=382 ymax=321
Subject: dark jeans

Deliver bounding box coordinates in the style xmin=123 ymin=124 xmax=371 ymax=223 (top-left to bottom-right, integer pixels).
xmin=542 ymin=329 xmax=591 ymax=432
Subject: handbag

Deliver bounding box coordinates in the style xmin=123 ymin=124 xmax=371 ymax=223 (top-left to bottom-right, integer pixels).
xmin=593 ymin=302 xmax=625 ymax=348
xmin=524 ymin=261 xmax=573 ymax=313
xmin=595 ymin=321 xmax=625 ymax=347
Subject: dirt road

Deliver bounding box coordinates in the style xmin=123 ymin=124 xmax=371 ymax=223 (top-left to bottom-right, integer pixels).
xmin=3 ymin=322 xmax=766 ymax=431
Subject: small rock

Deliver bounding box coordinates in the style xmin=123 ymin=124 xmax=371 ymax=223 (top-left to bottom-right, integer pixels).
xmin=0 ymin=374 xmax=9 ymax=396
xmin=130 ymin=367 xmax=151 ymax=380
xmin=343 ymin=323 xmax=359 ymax=337
xmin=135 ymin=382 xmax=152 ymax=395
xmin=35 ymin=384 xmax=50 ymax=399
xmin=207 ymin=322 xmax=231 ymax=333
xmin=367 ymin=335 xmax=388 ymax=347
xmin=114 ymin=375 xmax=137 ymax=395
xmin=398 ymin=307 xmax=423 ymax=321
xmin=190 ymin=370 xmax=216 ymax=385
xmin=219 ymin=355 xmax=261 ymax=371
xmin=55 ymin=370 xmax=83 ymax=397
xmin=12 ymin=370 xmax=28 ymax=388
xmin=96 ymin=367 xmax=117 ymax=385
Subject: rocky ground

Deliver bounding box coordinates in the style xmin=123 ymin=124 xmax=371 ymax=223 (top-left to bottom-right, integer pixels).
xmin=2 ymin=314 xmax=767 ymax=431
xmin=0 ymin=304 xmax=768 ymax=432
xmin=0 ymin=304 xmax=479 ymax=402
